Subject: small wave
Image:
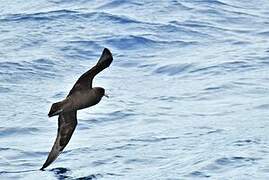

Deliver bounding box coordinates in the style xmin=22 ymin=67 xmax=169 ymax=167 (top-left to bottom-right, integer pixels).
xmin=170 ymin=1 xmax=193 ymax=10
xmin=0 ymin=169 xmax=37 ymax=175
xmin=0 ymin=9 xmax=78 ymax=22
xmin=189 ymin=65 xmax=219 ymax=75
xmin=172 ymin=18 xmax=254 ymax=38
xmin=106 ymin=143 xmax=136 ymax=151
xmin=204 ymin=129 xmax=223 ymax=135
xmin=171 ymin=20 xmax=213 ymax=29
xmin=201 ymin=83 xmax=238 ymax=96
xmin=105 ymin=35 xmax=156 ymax=50
xmin=191 ymin=0 xmax=235 ymax=7
xmin=215 ymin=157 xmax=258 ymax=166
xmin=170 ymin=20 xmax=218 ymax=37
xmin=0 ymin=127 xmax=39 ymax=137
xmin=66 ymin=40 xmax=100 ymax=48
xmin=91 ymin=11 xmax=141 ymax=24
xmin=81 ymin=110 xmax=137 ymax=125
xmin=187 ymin=171 xmax=210 ymax=178
xmin=254 ymin=104 xmax=269 ymax=110
xmin=108 ymin=110 xmax=136 ymax=119
xmin=105 ymin=172 xmax=124 ymax=177
xmin=154 ymin=63 xmax=193 ymax=76
xmin=138 ymin=63 xmax=157 ymax=68
xmin=192 ymin=126 xmax=225 ymax=137
xmin=1 ymin=9 xmax=143 ymax=29
xmin=190 ymin=61 xmax=257 ymax=77
xmin=204 ymin=86 xmax=223 ymax=91
xmin=64 ymin=146 xmax=94 ymax=155
xmin=219 ymin=61 xmax=257 ymax=73
xmin=257 ymin=31 xmax=269 ymax=37
xmin=49 ymin=0 xmax=89 ymax=4
xmin=105 ymin=34 xmax=195 ymax=50
xmin=130 ymin=136 xmax=179 ymax=143
xmin=230 ymin=40 xmax=252 ymax=45
xmin=0 ymin=147 xmax=46 ymax=160
xmin=204 ymin=156 xmax=260 ymax=172
xmin=152 ymin=95 xmax=180 ymax=102
xmin=118 ymin=61 xmax=140 ymax=68
xmin=33 ymin=58 xmax=55 ymax=65
xmin=124 ymin=158 xmax=151 ymax=165
xmin=61 ymin=40 xmax=102 ymax=59
xmin=233 ymin=139 xmax=260 ymax=146
xmin=51 ymin=92 xmax=66 ymax=99
xmin=199 ymin=129 xmax=224 ymax=136
xmin=98 ymin=1 xmax=143 ymax=9
xmin=91 ymin=158 xmax=114 ymax=166
xmin=0 ymin=59 xmax=59 ymax=82
xmin=0 ymin=86 xmax=11 ymax=93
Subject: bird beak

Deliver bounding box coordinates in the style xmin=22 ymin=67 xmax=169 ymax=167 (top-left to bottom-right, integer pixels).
xmin=104 ymin=93 xmax=109 ymax=98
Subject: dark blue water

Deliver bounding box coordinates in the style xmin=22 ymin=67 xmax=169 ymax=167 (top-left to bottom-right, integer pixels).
xmin=0 ymin=0 xmax=269 ymax=179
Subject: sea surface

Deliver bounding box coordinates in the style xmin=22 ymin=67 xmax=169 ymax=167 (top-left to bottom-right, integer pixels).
xmin=0 ymin=0 xmax=269 ymax=179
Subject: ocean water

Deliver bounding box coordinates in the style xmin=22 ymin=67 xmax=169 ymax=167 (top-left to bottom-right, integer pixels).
xmin=0 ymin=0 xmax=269 ymax=179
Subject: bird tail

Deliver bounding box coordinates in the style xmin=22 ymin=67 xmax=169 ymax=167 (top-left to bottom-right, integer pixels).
xmin=48 ymin=102 xmax=64 ymax=117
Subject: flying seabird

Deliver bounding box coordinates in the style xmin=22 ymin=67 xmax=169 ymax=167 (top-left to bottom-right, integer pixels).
xmin=40 ymin=48 xmax=113 ymax=170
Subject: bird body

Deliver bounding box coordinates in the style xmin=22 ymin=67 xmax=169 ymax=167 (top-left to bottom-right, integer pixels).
xmin=49 ymin=87 xmax=105 ymax=117
xmin=41 ymin=48 xmax=113 ymax=170
xmin=69 ymin=87 xmax=104 ymax=110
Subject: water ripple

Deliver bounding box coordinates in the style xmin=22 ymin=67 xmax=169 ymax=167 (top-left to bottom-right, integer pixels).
xmin=0 ymin=9 xmax=78 ymax=22
xmin=50 ymin=167 xmax=102 ymax=180
xmin=154 ymin=63 xmax=194 ymax=76
xmin=0 ymin=127 xmax=39 ymax=137
xmin=187 ymin=171 xmax=211 ymax=178
xmin=0 ymin=0 xmax=268 ymax=179
xmin=105 ymin=35 xmax=158 ymax=50
xmin=0 ymin=59 xmax=60 ymax=82
xmin=130 ymin=136 xmax=179 ymax=143
xmin=233 ymin=139 xmax=260 ymax=146
xmin=214 ymin=156 xmax=259 ymax=166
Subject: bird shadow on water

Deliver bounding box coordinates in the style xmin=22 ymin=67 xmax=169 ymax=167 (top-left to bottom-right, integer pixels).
xmin=49 ymin=167 xmax=102 ymax=180
xmin=0 ymin=168 xmax=100 ymax=180
xmin=49 ymin=168 xmax=70 ymax=180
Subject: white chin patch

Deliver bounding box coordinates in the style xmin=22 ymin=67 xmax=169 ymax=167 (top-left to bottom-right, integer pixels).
xmin=54 ymin=109 xmax=63 ymax=115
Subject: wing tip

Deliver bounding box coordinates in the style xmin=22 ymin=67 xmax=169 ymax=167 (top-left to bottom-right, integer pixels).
xmin=40 ymin=166 xmax=45 ymax=171
xmin=40 ymin=161 xmax=50 ymax=171
xmin=103 ymin=47 xmax=112 ymax=56
xmin=102 ymin=48 xmax=113 ymax=61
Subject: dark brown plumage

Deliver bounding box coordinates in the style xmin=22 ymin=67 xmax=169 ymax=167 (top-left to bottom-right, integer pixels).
xmin=41 ymin=48 xmax=113 ymax=170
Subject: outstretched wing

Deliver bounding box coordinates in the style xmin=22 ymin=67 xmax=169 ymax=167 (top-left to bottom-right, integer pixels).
xmin=40 ymin=111 xmax=77 ymax=170
xmin=68 ymin=48 xmax=113 ymax=96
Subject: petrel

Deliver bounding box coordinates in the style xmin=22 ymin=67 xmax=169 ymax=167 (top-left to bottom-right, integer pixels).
xmin=40 ymin=48 xmax=113 ymax=170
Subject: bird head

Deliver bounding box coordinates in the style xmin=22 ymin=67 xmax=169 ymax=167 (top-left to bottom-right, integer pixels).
xmin=94 ymin=87 xmax=109 ymax=98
